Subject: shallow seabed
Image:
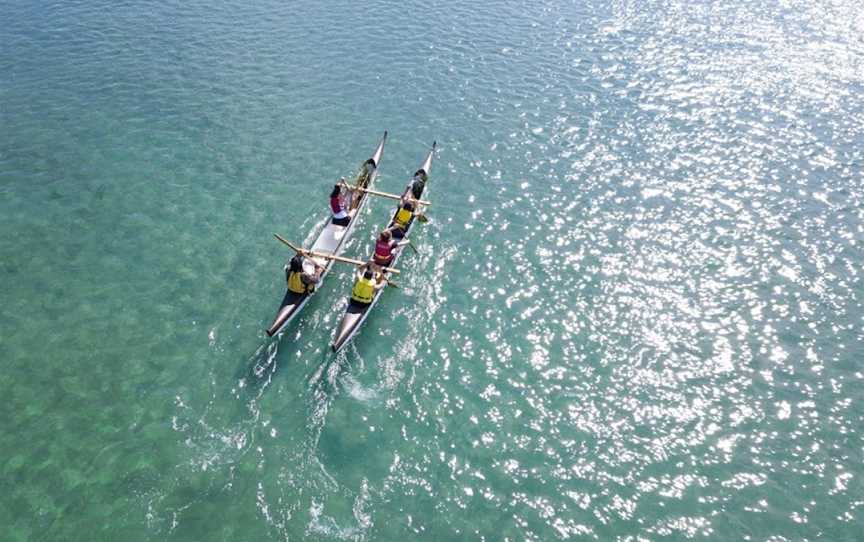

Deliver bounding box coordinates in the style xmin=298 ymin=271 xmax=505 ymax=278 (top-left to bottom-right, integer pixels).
xmin=2 ymin=0 xmax=863 ymax=540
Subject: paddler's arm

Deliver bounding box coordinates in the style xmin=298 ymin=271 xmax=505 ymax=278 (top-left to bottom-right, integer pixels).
xmin=313 ymin=265 xmax=324 ymax=280
xmin=302 ymin=272 xmax=320 ymax=286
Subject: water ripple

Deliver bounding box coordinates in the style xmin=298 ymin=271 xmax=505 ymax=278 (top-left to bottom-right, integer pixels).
xmin=2 ymin=0 xmax=864 ymax=540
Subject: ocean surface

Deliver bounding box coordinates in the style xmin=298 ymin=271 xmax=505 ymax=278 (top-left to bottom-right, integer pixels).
xmin=2 ymin=0 xmax=863 ymax=539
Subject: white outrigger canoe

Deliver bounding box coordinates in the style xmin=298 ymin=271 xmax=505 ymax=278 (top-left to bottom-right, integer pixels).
xmin=330 ymin=142 xmax=435 ymax=352
xmin=265 ymin=132 xmax=387 ymax=337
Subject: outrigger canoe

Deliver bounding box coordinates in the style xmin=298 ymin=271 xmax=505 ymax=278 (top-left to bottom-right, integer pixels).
xmin=265 ymin=132 xmax=387 ymax=337
xmin=330 ymin=142 xmax=436 ymax=352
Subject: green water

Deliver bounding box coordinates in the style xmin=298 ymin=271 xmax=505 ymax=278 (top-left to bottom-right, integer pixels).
xmin=2 ymin=0 xmax=863 ymax=539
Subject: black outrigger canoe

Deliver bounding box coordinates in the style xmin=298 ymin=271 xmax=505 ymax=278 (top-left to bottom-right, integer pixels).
xmin=265 ymin=132 xmax=388 ymax=337
xmin=330 ymin=142 xmax=436 ymax=352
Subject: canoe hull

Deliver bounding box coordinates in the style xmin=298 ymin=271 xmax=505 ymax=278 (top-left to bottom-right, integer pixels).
xmin=330 ymin=142 xmax=436 ymax=352
xmin=265 ymin=132 xmax=388 ymax=337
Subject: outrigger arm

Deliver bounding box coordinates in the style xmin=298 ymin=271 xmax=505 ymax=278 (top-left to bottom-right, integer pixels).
xmin=338 ymin=182 xmax=431 ymax=206
xmin=274 ymin=234 xmax=401 ymax=274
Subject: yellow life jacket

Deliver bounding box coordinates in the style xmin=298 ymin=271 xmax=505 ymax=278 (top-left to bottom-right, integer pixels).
xmin=394 ymin=207 xmax=413 ymax=227
xmin=351 ymin=276 xmax=376 ymax=303
xmin=287 ymin=271 xmax=309 ymax=294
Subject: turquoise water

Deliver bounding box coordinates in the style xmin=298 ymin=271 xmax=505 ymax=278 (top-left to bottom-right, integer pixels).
xmin=2 ymin=0 xmax=863 ymax=539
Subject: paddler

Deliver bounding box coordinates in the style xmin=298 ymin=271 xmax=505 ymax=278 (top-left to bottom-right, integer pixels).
xmin=350 ymin=262 xmax=386 ymax=305
xmin=330 ymin=179 xmax=352 ymax=227
xmin=373 ymin=228 xmax=409 ymax=266
xmin=406 ymin=172 xmax=426 ymax=200
xmin=285 ymin=253 xmax=323 ymax=294
xmin=390 ymin=200 xmax=415 ymax=238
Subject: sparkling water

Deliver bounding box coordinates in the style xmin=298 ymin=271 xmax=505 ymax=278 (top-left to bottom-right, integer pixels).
xmin=2 ymin=0 xmax=863 ymax=539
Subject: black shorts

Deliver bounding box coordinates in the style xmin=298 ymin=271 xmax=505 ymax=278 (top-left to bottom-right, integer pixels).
xmin=332 ymin=216 xmax=351 ymax=227
xmin=374 ymin=256 xmax=393 ymax=267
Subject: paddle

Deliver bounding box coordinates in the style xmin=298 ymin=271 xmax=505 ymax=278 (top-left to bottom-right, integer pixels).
xmin=403 ymin=238 xmax=421 ymax=255
xmin=274 ymin=234 xmax=401 ymax=274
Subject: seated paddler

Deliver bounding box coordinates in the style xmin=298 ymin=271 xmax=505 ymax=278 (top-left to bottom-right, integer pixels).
xmin=330 ymin=179 xmax=352 ymax=227
xmin=285 ymin=253 xmax=323 ymax=294
xmin=373 ymin=228 xmax=409 ymax=266
xmin=390 ymin=200 xmax=415 ymax=238
xmin=406 ymin=171 xmax=426 ymax=200
xmin=350 ymin=262 xmax=386 ymax=305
